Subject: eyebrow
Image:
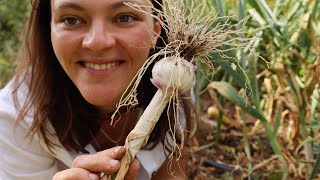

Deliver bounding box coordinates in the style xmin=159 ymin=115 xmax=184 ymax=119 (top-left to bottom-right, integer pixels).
xmin=110 ymin=0 xmax=149 ymax=12
xmin=112 ymin=0 xmax=147 ymax=8
xmin=54 ymin=2 xmax=85 ymax=11
xmin=54 ymin=0 xmax=146 ymax=11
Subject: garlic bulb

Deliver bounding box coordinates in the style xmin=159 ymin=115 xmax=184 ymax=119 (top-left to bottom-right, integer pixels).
xmin=151 ymin=56 xmax=195 ymax=93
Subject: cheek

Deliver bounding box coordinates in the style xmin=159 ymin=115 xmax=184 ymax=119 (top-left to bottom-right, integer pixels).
xmin=51 ymin=29 xmax=64 ymax=59
xmin=126 ymin=25 xmax=155 ymax=49
xmin=51 ymin=41 xmax=66 ymax=71
xmin=51 ymin=34 xmax=64 ymax=67
xmin=51 ymin=30 xmax=79 ymax=65
xmin=124 ymin=28 xmax=154 ymax=60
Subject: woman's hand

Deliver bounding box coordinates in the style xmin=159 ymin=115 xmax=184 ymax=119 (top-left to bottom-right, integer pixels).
xmin=53 ymin=146 xmax=140 ymax=180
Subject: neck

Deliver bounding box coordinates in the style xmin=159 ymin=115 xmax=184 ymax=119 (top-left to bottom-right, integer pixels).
xmin=90 ymin=108 xmax=142 ymax=151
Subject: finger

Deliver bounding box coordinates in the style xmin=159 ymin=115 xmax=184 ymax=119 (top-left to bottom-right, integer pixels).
xmin=72 ymin=154 xmax=120 ymax=174
xmin=52 ymin=168 xmax=99 ymax=180
xmin=124 ymin=159 xmax=141 ymax=180
xmin=96 ymin=146 xmax=126 ymax=159
xmin=72 ymin=146 xmax=125 ymax=175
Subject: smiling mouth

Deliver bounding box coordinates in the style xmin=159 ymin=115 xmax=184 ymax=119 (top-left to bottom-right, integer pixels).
xmin=82 ymin=61 xmax=122 ymax=70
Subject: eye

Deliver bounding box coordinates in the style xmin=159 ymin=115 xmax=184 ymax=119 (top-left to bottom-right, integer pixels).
xmin=62 ymin=17 xmax=82 ymax=26
xmin=116 ymin=15 xmax=134 ymax=23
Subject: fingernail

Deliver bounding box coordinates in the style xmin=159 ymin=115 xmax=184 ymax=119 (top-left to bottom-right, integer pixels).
xmin=89 ymin=173 xmax=98 ymax=180
xmin=113 ymin=146 xmax=121 ymax=153
xmin=108 ymin=159 xmax=119 ymax=168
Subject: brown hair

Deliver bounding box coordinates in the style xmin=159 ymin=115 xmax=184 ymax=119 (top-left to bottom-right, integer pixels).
xmin=13 ymin=0 xmax=192 ymax=153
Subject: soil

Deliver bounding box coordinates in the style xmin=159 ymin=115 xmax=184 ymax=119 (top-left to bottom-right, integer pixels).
xmin=186 ymin=94 xmax=290 ymax=180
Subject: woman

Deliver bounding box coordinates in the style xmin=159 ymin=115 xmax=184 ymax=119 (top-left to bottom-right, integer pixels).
xmin=0 ymin=0 xmax=193 ymax=179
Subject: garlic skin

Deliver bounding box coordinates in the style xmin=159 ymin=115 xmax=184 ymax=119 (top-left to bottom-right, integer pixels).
xmin=151 ymin=56 xmax=195 ymax=93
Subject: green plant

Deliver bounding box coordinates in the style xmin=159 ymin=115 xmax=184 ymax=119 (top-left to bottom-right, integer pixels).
xmin=193 ymin=0 xmax=319 ymax=179
xmin=0 ymin=0 xmax=30 ymax=87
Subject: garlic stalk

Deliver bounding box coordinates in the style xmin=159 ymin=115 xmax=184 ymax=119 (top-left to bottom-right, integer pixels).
xmin=113 ymin=56 xmax=195 ymax=180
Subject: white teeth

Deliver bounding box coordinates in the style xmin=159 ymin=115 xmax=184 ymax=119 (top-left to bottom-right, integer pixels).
xmin=83 ymin=62 xmax=119 ymax=70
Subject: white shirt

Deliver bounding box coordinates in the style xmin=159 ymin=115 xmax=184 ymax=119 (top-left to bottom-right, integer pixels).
xmin=0 ymin=80 xmax=166 ymax=180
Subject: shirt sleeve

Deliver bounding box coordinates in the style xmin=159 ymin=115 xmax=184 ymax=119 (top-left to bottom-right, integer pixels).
xmin=0 ymin=82 xmax=62 ymax=180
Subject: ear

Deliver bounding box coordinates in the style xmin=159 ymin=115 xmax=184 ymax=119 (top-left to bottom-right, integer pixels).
xmin=151 ymin=18 xmax=162 ymax=47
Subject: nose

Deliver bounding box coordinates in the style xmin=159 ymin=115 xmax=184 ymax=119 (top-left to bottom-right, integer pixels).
xmin=82 ymin=21 xmax=116 ymax=51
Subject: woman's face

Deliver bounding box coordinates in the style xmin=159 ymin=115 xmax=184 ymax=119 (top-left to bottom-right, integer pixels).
xmin=51 ymin=0 xmax=160 ymax=112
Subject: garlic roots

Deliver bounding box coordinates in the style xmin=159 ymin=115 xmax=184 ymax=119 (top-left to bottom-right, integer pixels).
xmin=112 ymin=56 xmax=195 ymax=180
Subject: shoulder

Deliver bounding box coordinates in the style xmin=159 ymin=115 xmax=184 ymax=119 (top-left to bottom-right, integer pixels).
xmin=0 ymin=80 xmax=77 ymax=178
xmin=0 ymin=79 xmax=31 ymax=125
xmin=0 ymin=79 xmax=77 ymax=157
xmin=0 ymin=79 xmax=54 ymax=157
xmin=0 ymin=80 xmax=56 ymax=178
xmin=0 ymin=80 xmax=41 ymax=157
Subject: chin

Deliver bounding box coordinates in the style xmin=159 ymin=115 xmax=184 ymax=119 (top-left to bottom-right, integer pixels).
xmin=76 ymin=84 xmax=123 ymax=112
xmin=82 ymin=94 xmax=118 ymax=112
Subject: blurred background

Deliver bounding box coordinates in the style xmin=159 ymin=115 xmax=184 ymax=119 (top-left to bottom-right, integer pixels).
xmin=0 ymin=0 xmax=29 ymax=87
xmin=0 ymin=0 xmax=319 ymax=179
